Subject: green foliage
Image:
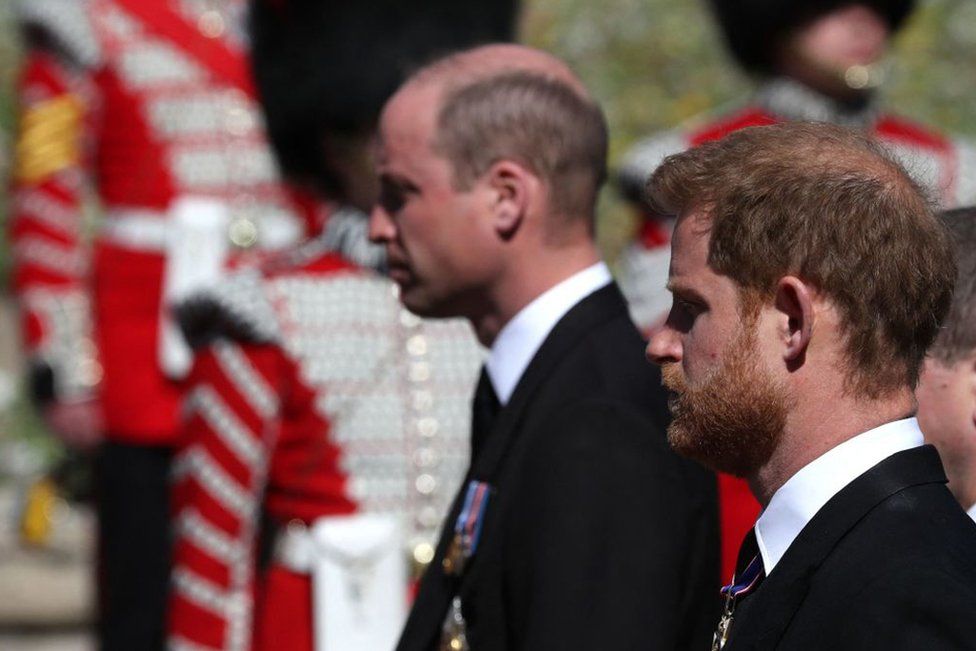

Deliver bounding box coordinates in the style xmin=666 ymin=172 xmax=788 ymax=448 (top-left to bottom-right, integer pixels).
xmin=0 ymin=1 xmax=22 ymax=286
xmin=521 ymin=0 xmax=976 ymax=257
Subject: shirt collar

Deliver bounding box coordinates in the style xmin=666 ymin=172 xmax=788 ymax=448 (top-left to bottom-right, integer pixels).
xmin=755 ymin=417 xmax=924 ymax=574
xmin=967 ymin=502 xmax=976 ymax=523
xmin=485 ymin=262 xmax=612 ymax=405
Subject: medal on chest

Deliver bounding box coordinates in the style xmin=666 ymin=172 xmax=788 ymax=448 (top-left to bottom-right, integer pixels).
xmin=712 ymin=554 xmax=764 ymax=650
xmin=442 ymin=480 xmax=491 ymax=577
xmin=439 ymin=481 xmax=492 ymax=651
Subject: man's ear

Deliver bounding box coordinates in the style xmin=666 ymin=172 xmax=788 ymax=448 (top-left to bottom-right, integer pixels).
xmin=486 ymin=160 xmax=532 ymax=239
xmin=774 ymin=276 xmax=815 ymax=364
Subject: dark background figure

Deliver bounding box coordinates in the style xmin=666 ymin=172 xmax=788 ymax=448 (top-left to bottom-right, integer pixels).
xmin=916 ymin=207 xmax=976 ymax=523
xmin=371 ymin=45 xmax=719 ymax=651
xmin=615 ymin=0 xmax=976 ymax=583
xmin=167 ymin=2 xmax=519 ymax=650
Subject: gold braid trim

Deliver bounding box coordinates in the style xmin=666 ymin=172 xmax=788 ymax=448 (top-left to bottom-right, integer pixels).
xmin=14 ymin=95 xmax=83 ymax=184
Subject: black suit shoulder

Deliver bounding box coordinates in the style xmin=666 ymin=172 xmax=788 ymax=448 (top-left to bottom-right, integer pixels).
xmin=788 ymin=483 xmax=976 ymax=650
xmin=740 ymin=450 xmax=976 ymax=651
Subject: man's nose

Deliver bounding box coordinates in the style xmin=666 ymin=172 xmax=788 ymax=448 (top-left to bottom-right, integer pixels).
xmin=646 ymin=326 xmax=681 ymax=366
xmin=368 ymin=204 xmax=395 ymax=243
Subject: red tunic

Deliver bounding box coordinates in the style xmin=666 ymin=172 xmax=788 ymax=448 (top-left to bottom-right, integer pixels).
xmin=168 ymin=244 xmax=483 ymax=651
xmin=10 ymin=0 xmax=316 ymax=445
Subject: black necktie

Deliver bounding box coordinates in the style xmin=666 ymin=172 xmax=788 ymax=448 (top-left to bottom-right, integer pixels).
xmin=470 ymin=366 xmax=501 ymax=461
xmin=733 ymin=528 xmax=762 ymax=583
xmin=713 ymin=528 xmax=766 ymax=650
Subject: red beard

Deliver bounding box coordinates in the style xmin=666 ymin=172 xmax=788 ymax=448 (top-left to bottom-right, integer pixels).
xmin=661 ymin=323 xmax=792 ymax=478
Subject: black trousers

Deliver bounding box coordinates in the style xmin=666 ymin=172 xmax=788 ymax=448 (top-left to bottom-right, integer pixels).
xmin=96 ymin=440 xmax=173 ymax=651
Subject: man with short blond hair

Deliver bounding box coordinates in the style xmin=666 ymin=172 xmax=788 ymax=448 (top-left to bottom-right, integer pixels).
xmin=646 ymin=122 xmax=976 ymax=650
xmin=372 ymin=44 xmax=719 ymax=651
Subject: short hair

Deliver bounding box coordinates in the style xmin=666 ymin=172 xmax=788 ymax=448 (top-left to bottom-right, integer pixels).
xmin=432 ymin=71 xmax=609 ymax=221
xmin=647 ymin=122 xmax=956 ymax=397
xmin=928 ymin=208 xmax=976 ymax=363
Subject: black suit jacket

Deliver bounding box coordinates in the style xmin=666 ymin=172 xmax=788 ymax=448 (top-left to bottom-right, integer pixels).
xmin=727 ymin=445 xmax=976 ymax=650
xmin=397 ymin=283 xmax=719 ymax=651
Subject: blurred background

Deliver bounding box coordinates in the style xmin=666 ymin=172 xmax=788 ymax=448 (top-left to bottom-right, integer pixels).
xmin=0 ymin=0 xmax=974 ymax=648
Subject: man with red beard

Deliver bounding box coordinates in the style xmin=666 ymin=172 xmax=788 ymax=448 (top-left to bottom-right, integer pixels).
xmin=646 ymin=122 xmax=976 ymax=650
xmin=619 ymin=0 xmax=976 ymax=581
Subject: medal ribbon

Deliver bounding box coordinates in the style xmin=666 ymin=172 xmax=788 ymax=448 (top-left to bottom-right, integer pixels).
xmin=720 ymin=554 xmax=764 ymax=599
xmin=454 ymin=481 xmax=491 ymax=556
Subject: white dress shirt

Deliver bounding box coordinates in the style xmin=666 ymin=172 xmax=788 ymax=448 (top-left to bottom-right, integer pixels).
xmin=485 ymin=262 xmax=612 ymax=405
xmin=755 ymin=417 xmax=924 ymax=574
xmin=967 ymin=502 xmax=976 ymax=523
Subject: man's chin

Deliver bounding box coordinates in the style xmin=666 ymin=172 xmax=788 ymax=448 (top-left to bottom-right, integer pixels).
xmin=398 ymin=290 xmax=433 ymax=317
xmin=666 ymin=422 xmax=760 ymax=479
xmin=398 ymin=286 xmax=451 ymax=320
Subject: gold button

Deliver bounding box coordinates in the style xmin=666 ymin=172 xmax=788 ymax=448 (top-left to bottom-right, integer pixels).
xmin=224 ymin=106 xmax=254 ymax=137
xmin=229 ymin=216 xmax=259 ymax=248
xmin=77 ymin=358 xmax=104 ymax=387
xmin=415 ymin=474 xmax=437 ymax=495
xmin=198 ymin=10 xmax=226 ymax=39
xmin=412 ymin=542 xmax=435 ymax=566
xmin=407 ymin=334 xmax=428 ymax=356
xmin=844 ymin=65 xmax=871 ymax=90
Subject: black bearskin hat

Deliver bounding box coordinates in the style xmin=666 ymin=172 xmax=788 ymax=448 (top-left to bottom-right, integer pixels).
xmin=707 ymin=0 xmax=916 ymax=75
xmin=250 ymin=0 xmax=520 ymax=196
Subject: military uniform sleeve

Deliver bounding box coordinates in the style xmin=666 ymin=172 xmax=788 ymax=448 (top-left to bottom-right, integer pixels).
xmin=9 ymin=20 xmax=101 ymax=403
xmin=263 ymin=364 xmax=357 ymax=524
xmin=168 ymin=341 xmax=286 ymax=650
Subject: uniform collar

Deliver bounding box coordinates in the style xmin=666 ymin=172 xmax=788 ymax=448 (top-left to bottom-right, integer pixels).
xmin=755 ymin=77 xmax=881 ymax=130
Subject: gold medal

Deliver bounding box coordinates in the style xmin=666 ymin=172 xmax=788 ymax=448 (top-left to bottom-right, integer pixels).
xmin=712 ymin=593 xmax=734 ymax=650
xmin=442 ymin=533 xmax=466 ymax=575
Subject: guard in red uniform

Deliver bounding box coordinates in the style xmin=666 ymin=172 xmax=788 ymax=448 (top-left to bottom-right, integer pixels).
xmin=615 ymin=0 xmax=976 ymax=581
xmin=166 ymin=3 xmax=518 ymax=650
xmin=9 ymin=1 xmax=316 ymax=648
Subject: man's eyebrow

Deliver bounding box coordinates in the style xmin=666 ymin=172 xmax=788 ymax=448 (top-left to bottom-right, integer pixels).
xmin=378 ymin=171 xmax=419 ymax=191
xmin=666 ymin=281 xmax=707 ymax=302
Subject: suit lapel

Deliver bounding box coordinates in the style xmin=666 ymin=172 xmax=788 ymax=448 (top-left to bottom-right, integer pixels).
xmin=398 ymin=283 xmax=629 ymax=650
xmin=470 ymin=283 xmax=628 ymax=481
xmin=728 ymin=445 xmax=947 ymax=650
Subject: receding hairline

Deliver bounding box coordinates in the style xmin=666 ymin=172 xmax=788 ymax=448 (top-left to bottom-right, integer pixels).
xmin=400 ymin=43 xmax=589 ymax=106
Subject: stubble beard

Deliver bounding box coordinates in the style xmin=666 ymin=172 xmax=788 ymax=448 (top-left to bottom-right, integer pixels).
xmin=661 ymin=324 xmax=792 ymax=478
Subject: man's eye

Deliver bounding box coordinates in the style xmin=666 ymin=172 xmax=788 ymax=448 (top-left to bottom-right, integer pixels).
xmin=674 ymin=297 xmax=699 ymax=314
xmin=379 ymin=183 xmax=406 ymax=214
xmin=666 ymin=297 xmax=700 ymax=333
